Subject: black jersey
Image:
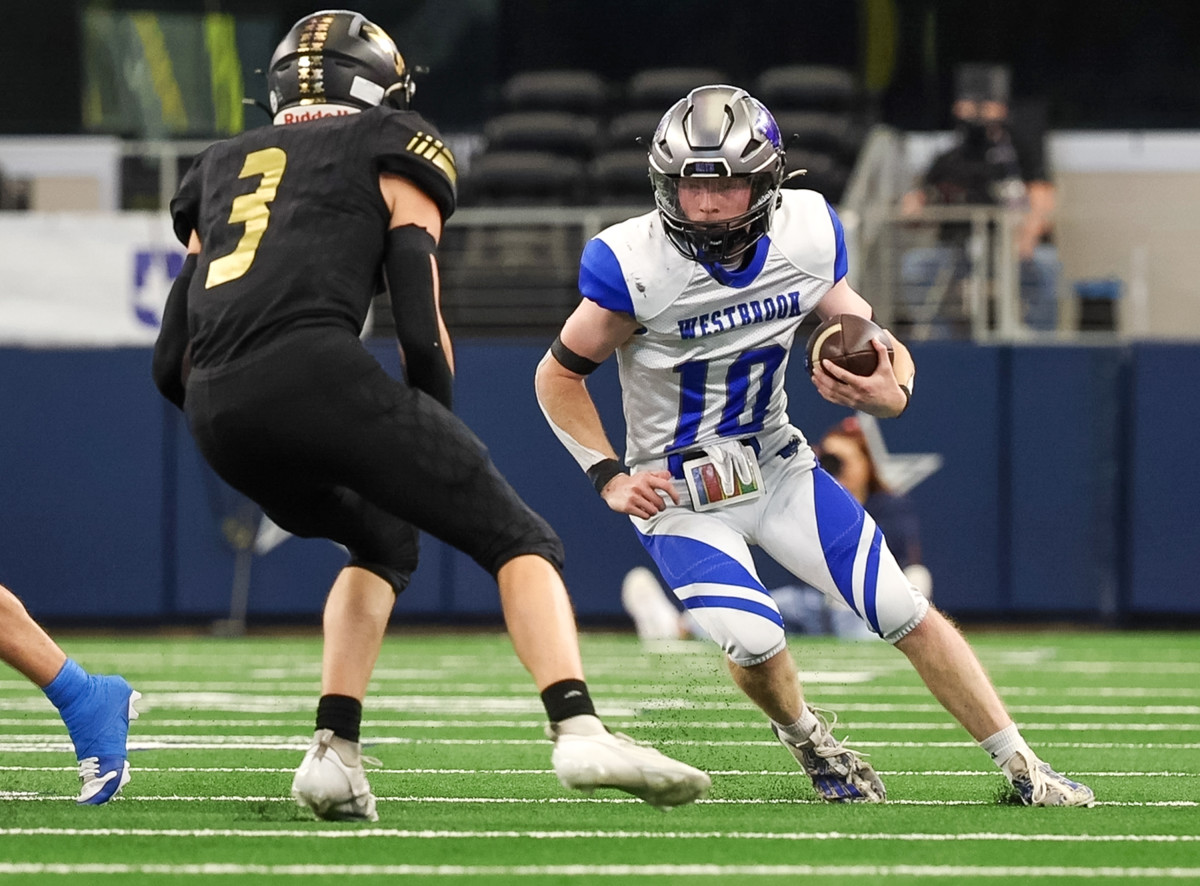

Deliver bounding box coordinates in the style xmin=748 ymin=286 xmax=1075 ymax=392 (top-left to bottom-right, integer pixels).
xmin=170 ymin=106 xmax=457 ymax=369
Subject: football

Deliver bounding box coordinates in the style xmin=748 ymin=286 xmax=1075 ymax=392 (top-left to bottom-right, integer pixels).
xmin=805 ymin=313 xmax=894 ymax=377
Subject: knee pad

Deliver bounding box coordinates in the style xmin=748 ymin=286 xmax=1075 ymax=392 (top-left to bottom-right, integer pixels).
xmin=683 ymin=598 xmax=788 ymax=667
xmin=482 ymin=514 xmax=565 ymax=577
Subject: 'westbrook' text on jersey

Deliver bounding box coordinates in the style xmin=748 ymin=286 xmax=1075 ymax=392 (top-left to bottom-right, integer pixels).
xmin=577 ymin=189 xmax=849 ymax=467
xmin=677 ymin=291 xmax=806 ymax=340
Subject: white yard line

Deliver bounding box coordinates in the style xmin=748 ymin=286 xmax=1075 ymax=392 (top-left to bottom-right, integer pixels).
xmin=0 ymin=793 xmax=1193 ymax=807
xmin=1 ymin=765 xmax=1195 ymax=778
xmin=0 ymin=827 xmax=1197 ymax=842
xmin=1 ymin=862 xmax=1198 ymax=878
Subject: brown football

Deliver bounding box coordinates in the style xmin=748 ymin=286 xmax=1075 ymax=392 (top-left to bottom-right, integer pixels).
xmin=805 ymin=313 xmax=894 ymax=377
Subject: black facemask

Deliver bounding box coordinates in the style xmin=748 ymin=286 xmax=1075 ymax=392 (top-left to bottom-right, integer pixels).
xmin=956 ymin=119 xmax=992 ymax=154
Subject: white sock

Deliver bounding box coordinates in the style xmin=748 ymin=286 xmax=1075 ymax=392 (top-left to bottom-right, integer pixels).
xmin=771 ymin=705 xmax=821 ymax=746
xmin=554 ymin=713 xmax=606 ymax=736
xmin=980 ymin=723 xmax=1034 ymax=770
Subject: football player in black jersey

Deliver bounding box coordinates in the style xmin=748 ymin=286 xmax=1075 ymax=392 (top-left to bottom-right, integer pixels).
xmin=152 ymin=9 xmax=709 ymax=820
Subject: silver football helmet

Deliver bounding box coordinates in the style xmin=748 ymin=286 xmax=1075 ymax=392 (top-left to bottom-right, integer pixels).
xmin=649 ymin=85 xmax=785 ymax=264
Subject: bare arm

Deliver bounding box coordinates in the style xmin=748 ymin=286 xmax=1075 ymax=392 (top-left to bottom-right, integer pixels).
xmin=1017 ymin=180 xmax=1055 ymax=261
xmin=534 ymin=300 xmax=679 ymax=518
xmin=811 ymin=278 xmax=915 ymax=419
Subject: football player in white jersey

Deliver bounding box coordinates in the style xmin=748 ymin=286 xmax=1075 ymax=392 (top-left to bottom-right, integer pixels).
xmin=535 ymin=85 xmax=1094 ymax=806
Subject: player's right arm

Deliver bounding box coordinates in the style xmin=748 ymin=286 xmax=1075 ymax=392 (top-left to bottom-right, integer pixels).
xmin=535 ymin=300 xmax=679 ymax=518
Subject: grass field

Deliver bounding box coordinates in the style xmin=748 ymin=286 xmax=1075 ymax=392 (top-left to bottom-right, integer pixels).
xmin=1 ymin=628 xmax=1198 ymax=884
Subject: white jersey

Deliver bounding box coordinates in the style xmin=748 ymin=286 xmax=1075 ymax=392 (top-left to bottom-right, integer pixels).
xmin=579 ymin=189 xmax=847 ymax=467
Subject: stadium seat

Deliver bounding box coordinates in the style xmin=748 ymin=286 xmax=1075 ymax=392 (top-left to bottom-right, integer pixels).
xmin=589 ymin=149 xmax=654 ymax=206
xmin=780 ymin=148 xmax=851 ymax=203
xmin=626 ymin=67 xmax=730 ymax=109
xmin=773 ymin=110 xmax=866 ymax=164
xmin=481 ymin=111 xmax=600 ymax=160
xmin=460 ymin=150 xmax=588 ymax=206
xmin=753 ymin=65 xmax=861 ymax=113
xmin=499 ymin=69 xmax=610 ymax=115
xmin=603 ymin=110 xmax=663 ymax=150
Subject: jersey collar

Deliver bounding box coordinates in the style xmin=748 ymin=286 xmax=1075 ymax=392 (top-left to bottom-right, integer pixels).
xmin=701 ymin=236 xmax=770 ymax=289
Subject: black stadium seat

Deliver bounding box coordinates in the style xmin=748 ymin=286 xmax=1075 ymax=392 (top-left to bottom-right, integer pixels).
xmin=773 ymin=110 xmax=866 ymax=164
xmin=753 ymin=65 xmax=860 ymax=113
xmin=589 ymin=149 xmax=654 ymax=206
xmin=499 ymin=70 xmax=610 ymax=115
xmin=626 ymin=67 xmax=729 ymax=110
xmin=461 ymin=150 xmax=588 ymax=206
xmin=482 ymin=111 xmax=599 ymax=160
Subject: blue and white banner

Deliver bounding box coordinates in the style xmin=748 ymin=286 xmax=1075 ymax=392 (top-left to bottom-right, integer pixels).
xmin=0 ymin=213 xmax=182 ymax=346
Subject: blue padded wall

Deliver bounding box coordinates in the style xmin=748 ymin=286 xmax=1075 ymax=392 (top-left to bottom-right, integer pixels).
xmin=1126 ymin=344 xmax=1200 ymax=614
xmin=2 ymin=340 xmax=1199 ymax=623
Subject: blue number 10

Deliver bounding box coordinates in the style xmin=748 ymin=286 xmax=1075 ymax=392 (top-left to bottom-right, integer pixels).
xmin=670 ymin=345 xmax=786 ymax=451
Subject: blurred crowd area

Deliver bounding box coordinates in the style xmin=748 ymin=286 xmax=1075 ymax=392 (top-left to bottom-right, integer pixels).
xmin=2 ymin=0 xmax=1198 ymax=341
xmin=2 ymin=0 xmax=1198 ymax=137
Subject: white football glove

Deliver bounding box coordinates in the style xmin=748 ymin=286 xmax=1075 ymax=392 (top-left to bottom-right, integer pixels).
xmin=702 ymin=441 xmax=757 ymax=496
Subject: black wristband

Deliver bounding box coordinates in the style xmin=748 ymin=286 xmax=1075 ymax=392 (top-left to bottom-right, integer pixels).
xmin=897 ymin=382 xmax=912 ymax=415
xmin=586 ymin=458 xmax=626 ymax=495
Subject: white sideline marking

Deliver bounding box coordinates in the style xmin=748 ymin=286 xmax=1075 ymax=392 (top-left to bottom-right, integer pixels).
xmin=0 ymin=827 xmax=1197 ymax=843
xmin=1 ymin=765 xmax=1194 ymax=778
xmin=0 ymin=793 xmax=1194 ymax=807
xmin=6 ymin=717 xmax=1200 ymax=732
xmin=8 ymin=735 xmax=1200 ymax=753
xmin=8 ymin=681 xmax=1199 ymax=699
xmin=0 ymin=863 xmax=1198 ymax=878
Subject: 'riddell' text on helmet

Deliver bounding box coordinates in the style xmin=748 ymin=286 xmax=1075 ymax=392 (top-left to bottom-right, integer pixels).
xmin=267 ymin=10 xmax=415 ymax=124
xmin=649 ymin=85 xmax=785 ymax=265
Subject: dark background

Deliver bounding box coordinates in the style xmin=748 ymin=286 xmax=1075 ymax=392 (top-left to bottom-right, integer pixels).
xmin=3 ymin=0 xmax=1198 ymax=135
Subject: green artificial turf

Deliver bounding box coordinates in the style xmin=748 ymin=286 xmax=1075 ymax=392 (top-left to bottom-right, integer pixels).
xmin=1 ymin=629 xmax=1197 ymax=884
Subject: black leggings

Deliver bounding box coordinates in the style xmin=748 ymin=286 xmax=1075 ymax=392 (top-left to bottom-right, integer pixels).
xmin=185 ymin=328 xmax=563 ymax=592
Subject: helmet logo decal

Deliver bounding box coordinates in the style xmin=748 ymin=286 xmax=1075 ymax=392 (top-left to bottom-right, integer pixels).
xmin=349 ymin=76 xmax=385 ymax=107
xmin=296 ymin=56 xmax=323 ymax=99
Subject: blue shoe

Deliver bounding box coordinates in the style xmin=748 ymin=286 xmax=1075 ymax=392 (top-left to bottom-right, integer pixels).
xmin=66 ymin=676 xmax=140 ymax=805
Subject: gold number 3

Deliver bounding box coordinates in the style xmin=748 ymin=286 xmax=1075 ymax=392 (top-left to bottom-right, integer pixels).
xmin=205 ymin=147 xmax=288 ymax=288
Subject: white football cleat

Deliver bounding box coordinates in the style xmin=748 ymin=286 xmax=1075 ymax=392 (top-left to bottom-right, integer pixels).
xmin=621 ymin=567 xmax=683 ymax=641
xmin=291 ymin=728 xmax=380 ymax=821
xmin=548 ymin=724 xmax=710 ymax=810
xmin=773 ymin=709 xmax=886 ymax=803
xmin=1004 ymin=750 xmax=1096 ymax=807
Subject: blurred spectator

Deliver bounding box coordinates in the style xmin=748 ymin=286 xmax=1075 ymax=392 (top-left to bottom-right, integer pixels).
xmin=899 ymin=64 xmax=1060 ymax=332
xmin=622 ymin=416 xmax=931 ymax=642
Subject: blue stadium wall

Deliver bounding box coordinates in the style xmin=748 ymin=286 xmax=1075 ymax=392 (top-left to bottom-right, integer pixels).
xmin=1 ymin=341 xmax=1197 ymax=624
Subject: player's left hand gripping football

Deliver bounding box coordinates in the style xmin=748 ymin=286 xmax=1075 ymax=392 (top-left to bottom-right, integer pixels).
xmin=602 ymin=471 xmax=679 ymax=519
xmin=811 ymin=337 xmax=908 ymax=418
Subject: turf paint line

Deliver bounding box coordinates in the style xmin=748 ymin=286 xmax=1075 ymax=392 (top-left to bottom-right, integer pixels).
xmin=0 ymin=863 xmax=1198 ymax=878
xmin=7 ymin=729 xmax=1200 ymax=744
xmin=2 ymin=765 xmax=1194 ymax=778
xmin=10 ymin=693 xmax=1200 ymax=716
xmin=1 ymin=793 xmax=1194 ymax=806
xmin=1 ymin=827 xmax=1199 ymax=843
xmin=11 ymin=681 xmax=1199 ymax=699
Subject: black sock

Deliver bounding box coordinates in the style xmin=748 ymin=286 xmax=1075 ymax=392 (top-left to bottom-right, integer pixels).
xmin=316 ymin=694 xmax=363 ymax=743
xmin=540 ymin=679 xmax=597 ymax=724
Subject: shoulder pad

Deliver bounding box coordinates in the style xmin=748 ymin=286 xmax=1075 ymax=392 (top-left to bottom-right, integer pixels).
xmin=593 ymin=211 xmax=693 ymax=322
xmin=373 ymin=107 xmax=458 ymax=220
xmin=770 ymin=189 xmax=840 ymax=282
